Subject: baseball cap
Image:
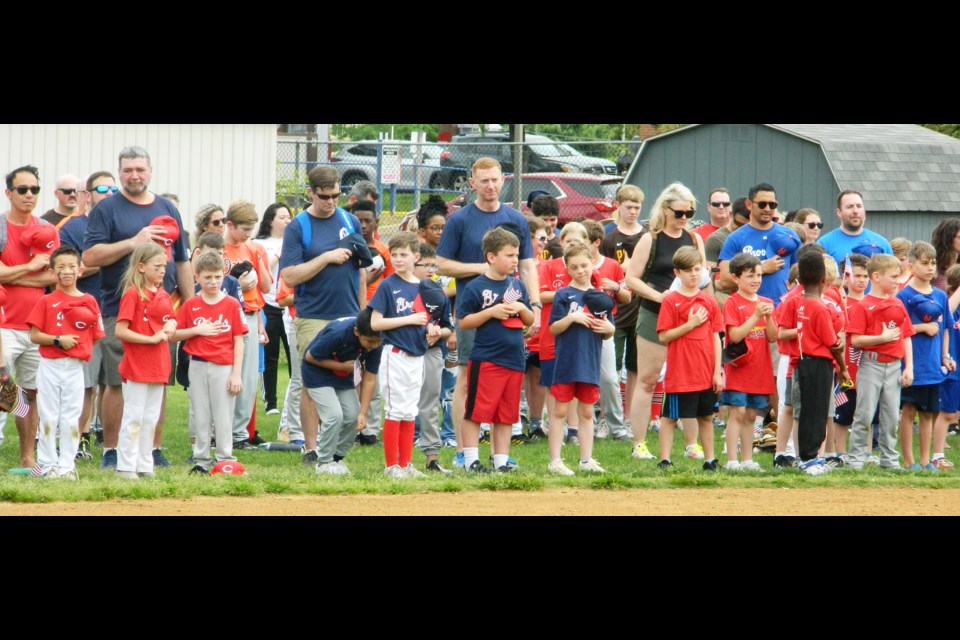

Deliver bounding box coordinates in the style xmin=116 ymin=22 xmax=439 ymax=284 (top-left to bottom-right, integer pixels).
xmin=413 ymin=279 xmax=447 ymax=324
xmin=722 ymin=339 xmax=749 ymax=366
xmin=21 ymin=224 xmax=59 ymax=255
xmin=63 ymin=303 xmax=98 ymax=331
xmin=906 ymin=293 xmax=943 ymax=324
xmin=150 ymin=216 xmax=180 ymax=261
xmin=582 ymin=289 xmax=615 ymax=321
xmin=337 ymin=232 xmax=375 ymax=269
xmin=210 ymin=461 xmax=247 ymax=476
xmin=526 ymin=190 xmax=551 ymax=210
xmin=145 ymin=292 xmax=175 ymax=333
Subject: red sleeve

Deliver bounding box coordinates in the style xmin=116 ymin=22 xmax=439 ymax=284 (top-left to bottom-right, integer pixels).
xmin=656 ymin=293 xmax=679 ymax=333
xmin=847 ymin=300 xmax=867 ymax=335
xmin=231 ymin=299 xmax=250 ymax=336
xmin=176 ymin=303 xmax=193 ymax=329
xmin=25 ymin=296 xmax=47 ymax=331
xmin=813 ymin=303 xmax=838 ymax=348
xmin=117 ymin=289 xmax=138 ymax=324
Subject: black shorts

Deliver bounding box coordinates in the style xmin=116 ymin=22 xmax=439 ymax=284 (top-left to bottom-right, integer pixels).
xmin=662 ymin=389 xmax=717 ymax=420
xmin=900 ymin=383 xmax=941 ymax=413
xmin=833 ymin=388 xmax=881 ymax=427
xmin=526 ymin=351 xmax=541 ymax=372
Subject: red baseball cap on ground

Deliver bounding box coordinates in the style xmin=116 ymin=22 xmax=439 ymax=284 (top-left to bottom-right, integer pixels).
xmin=210 ymin=461 xmax=247 ymax=475
xmin=21 ymin=225 xmax=60 ymax=255
xmin=150 ymin=216 xmax=180 ymax=260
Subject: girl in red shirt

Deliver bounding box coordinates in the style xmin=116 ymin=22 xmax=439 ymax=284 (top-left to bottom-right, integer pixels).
xmin=114 ymin=244 xmax=177 ymax=480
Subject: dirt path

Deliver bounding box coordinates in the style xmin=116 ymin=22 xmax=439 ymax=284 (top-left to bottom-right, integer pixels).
xmin=3 ymin=487 xmax=958 ymax=515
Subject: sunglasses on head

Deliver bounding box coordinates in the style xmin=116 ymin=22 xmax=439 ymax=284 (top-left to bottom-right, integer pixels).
xmin=754 ymin=201 xmax=778 ymax=210
xmin=13 ymin=186 xmax=41 ymax=195
xmin=314 ymin=190 xmax=341 ymax=201
xmin=668 ymin=207 xmax=695 ymax=219
xmin=806 ymin=222 xmax=824 ymax=230
xmin=710 ymin=201 xmax=731 ymax=208
xmin=92 ymin=185 xmax=120 ymax=194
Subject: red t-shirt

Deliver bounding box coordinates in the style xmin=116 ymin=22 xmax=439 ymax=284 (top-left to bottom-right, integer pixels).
xmin=776 ymin=286 xmax=804 ymax=377
xmin=276 ymin=278 xmax=297 ymax=320
xmin=846 ymin=294 xmax=915 ymax=359
xmin=176 ymin=294 xmax=249 ymax=365
xmin=594 ymin=255 xmax=627 ymax=317
xmin=722 ymin=291 xmax=775 ymax=394
xmin=117 ymin=287 xmax=173 ymax=384
xmin=1 ymin=218 xmax=61 ymax=330
xmin=797 ymin=297 xmax=838 ymax=360
xmin=537 ymin=257 xmax=602 ymax=360
xmin=844 ymin=296 xmax=863 ymax=385
xmin=694 ymin=224 xmax=719 ymax=243
xmin=657 ymin=290 xmax=723 ymax=393
xmin=224 ymin=241 xmax=270 ymax=313
xmin=26 ymin=290 xmax=105 ymax=361
xmin=824 ymin=286 xmax=847 ymax=334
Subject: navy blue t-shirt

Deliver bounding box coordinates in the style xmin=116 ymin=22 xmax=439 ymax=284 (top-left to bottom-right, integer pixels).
xmin=302 ymin=316 xmax=383 ymax=390
xmin=194 ymin=274 xmax=244 ymax=307
xmin=549 ymin=286 xmax=603 ymax=386
xmin=368 ymin=274 xmax=428 ymax=356
xmin=428 ymin=294 xmax=453 ymax=351
xmin=718 ymin=223 xmax=800 ymax=306
xmin=436 ymin=203 xmax=533 ymax=294
xmin=897 ymin=284 xmax=948 ymax=386
xmin=59 ymin=214 xmax=100 ymax=300
xmin=279 ymin=210 xmax=364 ymax=320
xmin=83 ymin=194 xmax=188 ymax=317
xmin=457 ymin=274 xmax=530 ymax=372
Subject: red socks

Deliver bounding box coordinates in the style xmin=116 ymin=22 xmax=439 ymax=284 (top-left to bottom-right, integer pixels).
xmin=399 ymin=420 xmax=415 ymax=468
xmin=383 ymin=419 xmax=416 ymax=468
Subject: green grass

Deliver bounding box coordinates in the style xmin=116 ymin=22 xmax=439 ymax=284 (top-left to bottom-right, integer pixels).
xmin=2 ymin=349 xmax=959 ymax=502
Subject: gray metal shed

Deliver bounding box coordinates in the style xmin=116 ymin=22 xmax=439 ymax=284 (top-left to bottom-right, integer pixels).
xmin=625 ymin=124 xmax=960 ymax=242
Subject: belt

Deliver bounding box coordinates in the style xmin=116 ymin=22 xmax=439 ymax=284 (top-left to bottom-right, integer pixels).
xmin=862 ymin=351 xmax=898 ymax=364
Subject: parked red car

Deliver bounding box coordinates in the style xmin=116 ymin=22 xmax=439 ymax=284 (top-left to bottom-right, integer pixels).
xmin=446 ymin=173 xmax=621 ymax=225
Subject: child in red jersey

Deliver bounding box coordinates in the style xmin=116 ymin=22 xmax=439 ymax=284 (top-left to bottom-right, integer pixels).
xmin=114 ymin=244 xmax=177 ymax=480
xmin=175 ymin=252 xmax=248 ymax=474
xmin=655 ymin=247 xmax=723 ymax=471
xmin=833 ymin=253 xmax=871 ymax=461
xmin=27 ymin=246 xmax=104 ymax=479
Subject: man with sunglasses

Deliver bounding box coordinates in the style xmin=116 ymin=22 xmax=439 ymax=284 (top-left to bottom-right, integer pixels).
xmin=83 ymin=148 xmax=192 ymax=471
xmin=706 ymin=197 xmax=751 ymax=307
xmin=695 ymin=188 xmax=733 ymax=243
xmin=717 ymin=183 xmax=800 ymax=305
xmin=41 ymin=174 xmax=81 ymax=226
xmin=818 ymin=190 xmax=892 ymax=267
xmin=1 ymin=165 xmax=60 ymax=469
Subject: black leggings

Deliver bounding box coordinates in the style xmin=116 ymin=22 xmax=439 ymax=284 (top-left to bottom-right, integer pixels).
xmin=261 ymin=304 xmax=290 ymax=407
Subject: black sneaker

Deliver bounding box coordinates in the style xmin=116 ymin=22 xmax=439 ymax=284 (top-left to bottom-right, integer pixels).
xmin=249 ymin=431 xmax=267 ymax=446
xmin=948 ymin=422 xmax=959 ymax=435
xmin=774 ymin=455 xmax=797 ymax=469
xmin=356 ymin=433 xmax=379 ymax=446
xmin=702 ymin=459 xmax=719 ymax=472
xmin=528 ymin=428 xmax=548 ymax=441
xmin=76 ymin=438 xmax=94 ymax=461
xmin=478 ymin=433 xmax=491 ymax=445
xmin=657 ymin=459 xmax=674 ymax=470
xmin=301 ymin=449 xmax=319 ymax=465
xmin=825 ymin=456 xmax=845 ymax=468
xmin=467 ymin=460 xmax=491 ymax=474
xmin=511 ymin=433 xmax=531 ymax=445
xmin=496 ymin=465 xmax=514 ymax=473
xmin=233 ymin=440 xmax=258 ymax=451
xmin=189 ymin=465 xmax=208 ymax=475
xmin=426 ymin=460 xmax=452 ymax=475
xmin=152 ymin=448 xmax=172 ymax=468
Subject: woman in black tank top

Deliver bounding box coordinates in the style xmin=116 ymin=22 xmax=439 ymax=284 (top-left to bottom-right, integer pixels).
xmin=623 ymin=183 xmax=707 ymax=459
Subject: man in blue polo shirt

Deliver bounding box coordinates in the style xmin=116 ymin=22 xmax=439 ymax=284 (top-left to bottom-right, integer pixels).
xmin=280 ymin=165 xmax=368 ymax=465
xmin=818 ymin=189 xmax=892 ymax=265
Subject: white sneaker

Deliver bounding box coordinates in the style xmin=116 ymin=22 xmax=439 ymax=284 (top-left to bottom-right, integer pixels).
xmin=740 ymin=460 xmax=764 ymax=473
xmin=384 ymin=465 xmax=406 ymax=479
xmin=548 ymin=458 xmax=575 ymax=477
xmin=799 ymin=458 xmax=830 ymax=476
xmin=684 ymin=444 xmax=705 ymax=460
xmin=632 ymin=442 xmax=656 ymax=460
xmin=595 ymin=420 xmax=610 ymax=440
xmin=404 ymin=464 xmax=426 ymax=478
xmin=317 ymin=462 xmax=348 ymax=476
xmin=116 ymin=471 xmax=139 ymax=481
xmin=578 ymin=458 xmax=606 ymax=474
xmin=725 ymin=461 xmax=742 ymax=472
xmin=335 ymin=460 xmax=351 ymax=474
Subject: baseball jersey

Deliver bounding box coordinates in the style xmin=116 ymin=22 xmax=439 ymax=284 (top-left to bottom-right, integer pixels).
xmin=550 ymin=286 xmax=603 ymax=386
xmin=656 ymin=289 xmax=723 ymax=393
xmin=117 ymin=287 xmax=173 ymax=384
xmin=797 ymin=297 xmax=838 ymax=360
xmin=176 ymin=294 xmax=249 ymax=366
xmin=1 ymin=217 xmax=62 ymax=330
xmin=719 ymin=224 xmax=800 ymax=306
xmin=537 ymin=257 xmax=602 ymax=361
xmin=26 ymin=290 xmax=104 ymax=361
xmin=722 ymin=291 xmax=775 ymax=394
xmin=302 ymin=316 xmax=383 ymax=390
xmin=224 ymin=241 xmax=270 ymax=313
xmin=368 ymin=274 xmax=428 ymax=357
xmin=593 ymin=255 xmax=627 ymax=317
xmin=457 ymin=274 xmax=530 ymax=372
xmin=58 ymin=214 xmax=101 ymax=299
xmin=898 ymin=284 xmax=949 ymax=385
xmin=847 ymin=295 xmax=915 ymax=360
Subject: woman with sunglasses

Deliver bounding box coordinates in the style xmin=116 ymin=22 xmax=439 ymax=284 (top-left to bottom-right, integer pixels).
xmin=794 ymin=209 xmax=824 ymax=245
xmin=625 ymin=182 xmax=707 ymax=462
xmin=191 ymin=204 xmax=225 ymax=248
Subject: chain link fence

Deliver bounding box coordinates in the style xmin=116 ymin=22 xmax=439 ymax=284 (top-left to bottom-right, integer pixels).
xmin=277 ymin=136 xmax=634 ymax=239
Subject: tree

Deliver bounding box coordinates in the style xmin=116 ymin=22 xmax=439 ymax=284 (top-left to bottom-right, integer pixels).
xmin=920 ymin=124 xmax=960 ymax=138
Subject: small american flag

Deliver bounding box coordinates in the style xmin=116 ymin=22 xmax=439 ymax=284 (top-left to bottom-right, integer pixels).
xmin=503 ymin=282 xmax=523 ymax=305
xmin=11 ymin=387 xmax=30 ymax=419
xmin=834 ymin=384 xmax=849 ymax=407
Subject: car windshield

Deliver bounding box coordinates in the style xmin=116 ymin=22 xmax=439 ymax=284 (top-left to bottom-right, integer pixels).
xmin=528 ymin=143 xmax=572 ymax=158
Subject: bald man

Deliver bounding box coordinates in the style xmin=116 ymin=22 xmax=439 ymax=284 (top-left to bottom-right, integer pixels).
xmin=42 ymin=174 xmax=80 ymax=225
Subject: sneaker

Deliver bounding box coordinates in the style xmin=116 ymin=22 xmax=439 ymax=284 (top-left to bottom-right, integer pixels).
xmin=152 ymin=449 xmax=171 ymax=468
xmin=277 ymin=427 xmax=290 ymax=443
xmin=565 ymin=433 xmax=580 ymax=446
xmin=189 ymin=465 xmax=208 ymax=475
xmin=579 ymin=458 xmax=606 ymax=474
xmin=58 ymin=469 xmax=79 ymax=481
xmin=657 ymin=459 xmax=674 ymax=470
xmin=301 ymin=449 xmax=319 ymax=465
xmin=334 ymin=460 xmax=350 ymax=473
xmin=932 ymin=457 xmax=955 ymax=470
xmin=798 ymin=458 xmax=830 ymax=476
xmin=713 ymin=415 xmax=726 ymax=429
xmin=740 ymin=460 xmax=764 ymax=473
xmin=478 ymin=432 xmax=491 ymax=445
xmin=774 ymin=455 xmax=796 ymax=469
xmin=495 ymin=464 xmax=514 ymax=473
xmin=632 ymin=442 xmax=656 ymax=460
xmin=948 ymin=422 xmax=959 ymax=436
xmin=864 ymin=454 xmax=881 ymax=466
xmin=116 ymin=471 xmax=139 ymax=481
xmin=404 ymin=464 xmax=426 ymax=478
xmin=702 ymin=459 xmax=720 ymax=472
xmin=452 ymin=451 xmax=465 ymax=468
xmin=138 ymin=471 xmax=156 ymax=479
xmin=595 ymin=420 xmax=610 ymax=440
xmin=487 ymin=455 xmax=519 ymax=470
xmin=100 ymin=448 xmax=118 ymax=470
xmin=76 ymin=439 xmax=93 ymax=461
xmin=426 ymin=460 xmax=452 ymax=475
xmin=528 ymin=428 xmax=548 ymax=441
xmin=249 ymin=431 xmax=267 ymax=446
xmin=612 ymin=433 xmax=633 ymax=442
xmin=922 ymin=463 xmax=942 ymax=472
xmin=442 ymin=439 xmax=458 ymax=449
xmin=356 ymin=433 xmax=379 ymax=446
xmin=649 ymin=419 xmax=660 ymax=433
xmin=265 ymin=406 xmax=280 ymax=416
xmin=825 ymin=456 xmax=845 ymax=469
xmin=467 ymin=460 xmax=491 ymax=474
xmin=511 ymin=433 xmax=531 ymax=445
xmin=384 ymin=465 xmax=407 ymax=479
xmin=317 ymin=462 xmax=350 ymax=476
xmin=233 ymin=440 xmax=258 ymax=451
xmin=725 ymin=461 xmax=742 ymax=472
xmin=684 ymin=444 xmax=705 ymax=460
xmin=547 ymin=458 xmax=575 ymax=477
xmin=905 ymin=463 xmax=923 ymax=471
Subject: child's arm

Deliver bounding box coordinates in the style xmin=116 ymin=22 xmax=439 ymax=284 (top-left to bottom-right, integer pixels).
xmin=943 ymin=321 xmax=956 ymax=373
xmin=550 ymin=310 xmax=592 ymax=336
xmin=228 ymin=335 xmax=244 ymax=395
xmin=370 ymin=309 xmax=428 ymax=332
xmin=592 ymin=317 xmax=616 ymax=339
xmin=712 ymin=333 xmax=723 ymax=393
xmin=29 ymin=326 xmax=79 ymax=350
xmin=172 ymin=319 xmax=222 ymax=343
xmin=304 ymin=351 xmax=355 ymax=374
xmin=950 ymin=287 xmax=960 ymax=314
xmin=459 ymin=304 xmax=513 ymax=331
xmin=356 ymin=370 xmax=377 ymax=431
xmin=850 ymin=324 xmax=901 ymax=348
xmin=258 ymin=312 xmax=268 ymax=346
xmin=115 ymin=319 xmax=166 ymax=344
xmin=516 ymin=303 xmax=535 ymax=328
xmin=764 ymin=309 xmax=778 ymax=343
xmin=726 ymin=306 xmax=765 ymax=344
xmin=256 ymin=250 xmax=272 ymax=294
xmin=901 ymin=336 xmax=914 ymax=387
xmin=913 ymin=321 xmax=940 ymax=337
xmin=659 ymin=304 xmax=709 ymax=345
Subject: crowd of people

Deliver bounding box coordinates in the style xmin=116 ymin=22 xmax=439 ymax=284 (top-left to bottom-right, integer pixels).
xmin=2 ymin=147 xmax=957 ymax=482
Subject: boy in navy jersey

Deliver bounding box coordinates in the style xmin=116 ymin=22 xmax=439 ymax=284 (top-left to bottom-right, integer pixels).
xmin=546 ymin=242 xmax=615 ymax=476
xmin=369 ymin=232 xmax=439 ymax=479
xmin=458 ymin=228 xmax=535 ymax=473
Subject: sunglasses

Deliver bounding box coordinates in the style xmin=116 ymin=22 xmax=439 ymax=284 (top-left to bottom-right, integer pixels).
xmin=209 ymin=219 xmax=224 ymax=227
xmin=13 ymin=186 xmax=41 ymax=196
xmin=58 ymin=188 xmax=78 ymax=196
xmin=535 ymin=235 xmax=549 ymax=242
xmin=710 ymin=201 xmax=731 ymax=208
xmin=754 ymin=201 xmax=778 ymax=210
xmin=806 ymin=222 xmax=824 ymax=230
xmin=314 ymin=190 xmax=341 ymax=201
xmin=668 ymin=207 xmax=695 ymax=219
xmin=92 ymin=185 xmax=120 ymax=194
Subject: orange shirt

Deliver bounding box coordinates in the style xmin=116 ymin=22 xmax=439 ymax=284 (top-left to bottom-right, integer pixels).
xmin=224 ymin=241 xmax=271 ymax=313
xmin=365 ymin=237 xmax=394 ymax=302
